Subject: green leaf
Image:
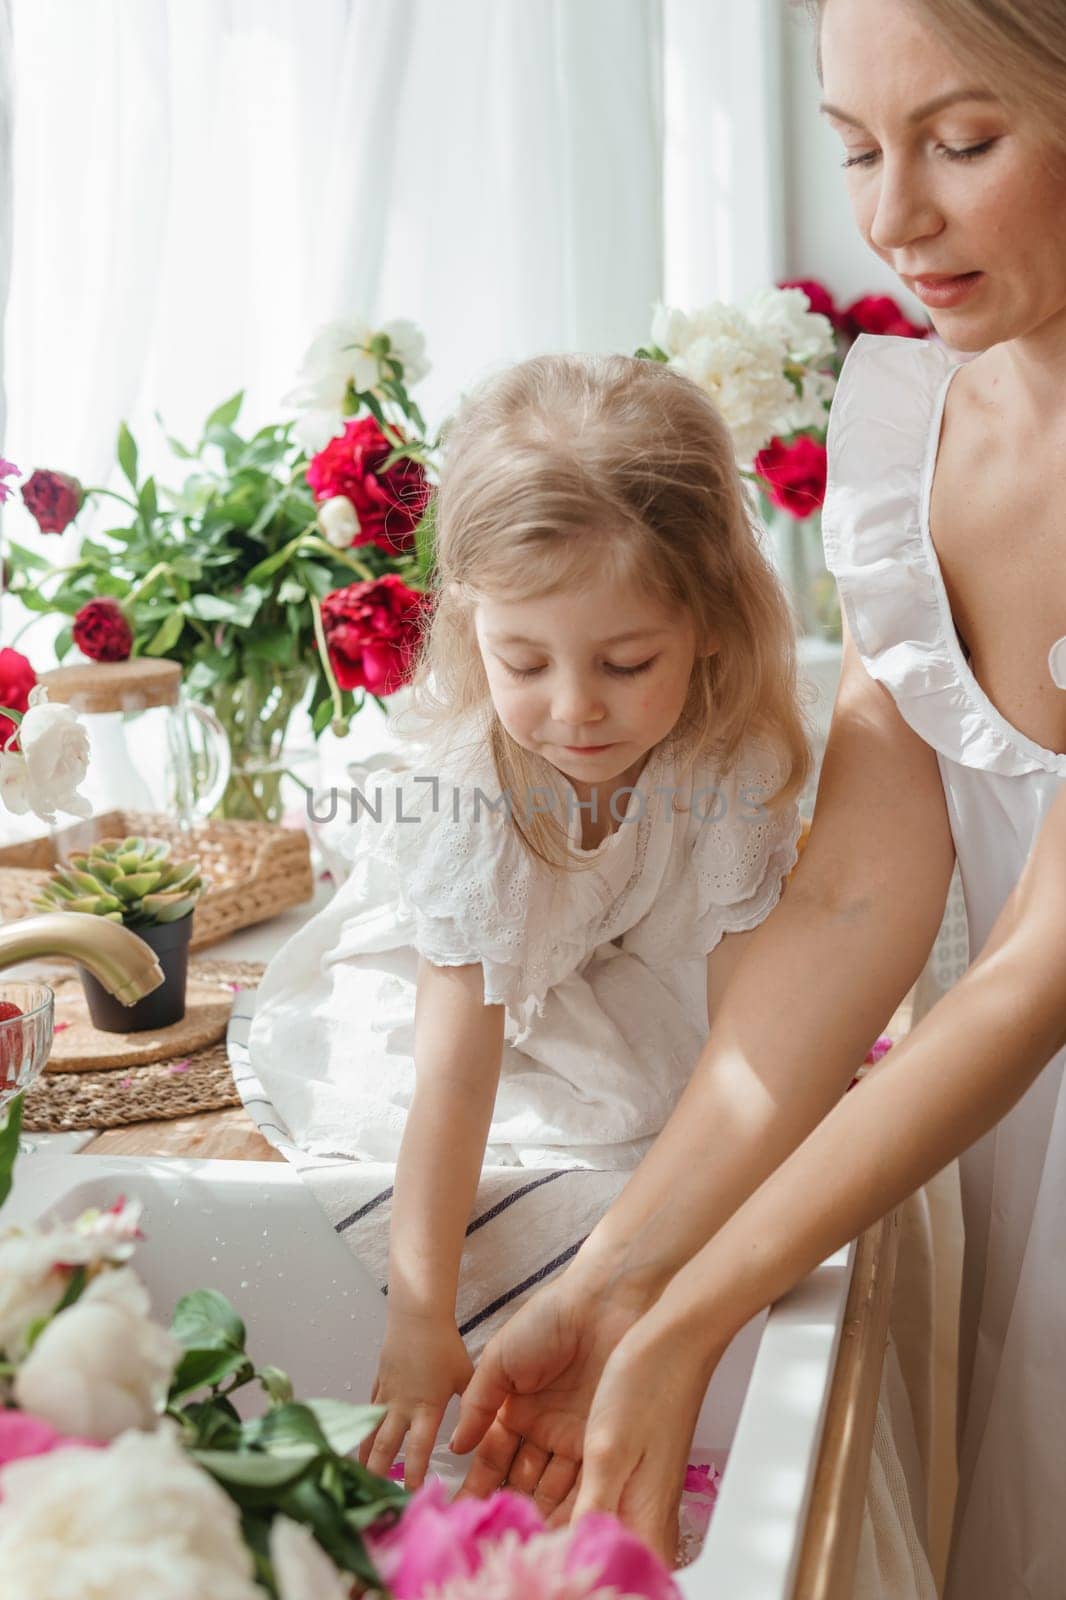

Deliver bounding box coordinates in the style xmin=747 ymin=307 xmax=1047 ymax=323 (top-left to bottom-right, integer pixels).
xmin=179 ymin=1396 xmax=243 ymax=1449
xmin=138 ymin=477 xmax=158 ymax=522
xmin=185 ymin=594 xmax=240 ymax=622
xmin=171 ymin=1287 xmax=246 ymax=1353
xmin=244 ymin=627 xmax=295 ymax=666
xmin=144 ymin=608 xmax=186 ymax=656
xmin=117 ymin=422 xmax=139 ymax=489
xmin=312 ymin=697 xmax=334 ymax=736
xmin=169 ymin=1345 xmax=251 ymax=1401
xmin=245 ymin=1402 xmax=331 ymax=1458
xmin=54 ymin=627 xmax=74 ymax=662
xmin=193 ymin=1447 xmax=316 ymax=1488
xmin=204 ymin=391 xmax=245 ymax=433
xmin=0 ymin=1093 xmax=24 ymax=1211
xmin=277 ymin=577 xmax=305 ymax=606
xmin=304 ymin=1399 xmax=385 ymax=1457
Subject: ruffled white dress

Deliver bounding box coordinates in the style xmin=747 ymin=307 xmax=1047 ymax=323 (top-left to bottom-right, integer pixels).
xmin=248 ymin=720 xmax=800 ymax=1170
xmin=823 ymin=333 xmax=1066 ymax=1599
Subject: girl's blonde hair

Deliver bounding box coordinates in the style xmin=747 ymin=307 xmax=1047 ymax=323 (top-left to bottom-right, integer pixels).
xmin=810 ymin=0 xmax=1066 ymax=150
xmin=402 ymin=352 xmax=810 ymax=871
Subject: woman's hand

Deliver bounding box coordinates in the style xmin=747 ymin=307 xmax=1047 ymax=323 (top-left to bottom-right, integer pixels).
xmin=358 ymin=1309 xmax=474 ymax=1488
xmin=451 ymin=1266 xmax=653 ymax=1514
xmin=571 ymin=1314 xmax=724 ymax=1564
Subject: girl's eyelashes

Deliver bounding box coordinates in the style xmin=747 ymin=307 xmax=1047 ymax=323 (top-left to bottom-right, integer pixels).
xmin=841 ymin=138 xmax=997 ymax=169
xmin=500 ymin=658 xmax=658 ymax=681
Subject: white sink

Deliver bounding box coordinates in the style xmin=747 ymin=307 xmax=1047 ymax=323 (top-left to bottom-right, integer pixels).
xmin=6 ymin=1152 xmax=854 ymax=1597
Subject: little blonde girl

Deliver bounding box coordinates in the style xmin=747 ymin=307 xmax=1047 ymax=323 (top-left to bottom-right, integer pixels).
xmin=247 ymin=352 xmax=810 ymax=1486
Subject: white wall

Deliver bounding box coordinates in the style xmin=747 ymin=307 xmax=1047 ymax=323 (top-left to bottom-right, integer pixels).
xmin=779 ymin=1 xmax=926 ymax=314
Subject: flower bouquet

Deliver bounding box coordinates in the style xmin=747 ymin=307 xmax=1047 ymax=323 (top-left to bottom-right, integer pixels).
xmin=1 ymin=321 xmax=438 ymax=823
xmin=640 ymin=279 xmax=929 ymax=641
xmin=0 ymin=1119 xmax=692 ymax=1598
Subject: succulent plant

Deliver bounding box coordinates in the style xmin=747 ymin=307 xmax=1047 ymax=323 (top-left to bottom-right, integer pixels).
xmin=32 ymin=836 xmax=204 ymax=928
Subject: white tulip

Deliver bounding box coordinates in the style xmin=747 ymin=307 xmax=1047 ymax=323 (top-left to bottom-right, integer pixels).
xmin=14 ymin=1267 xmax=181 ymax=1440
xmin=14 ymin=686 xmax=91 ymax=823
xmin=317 ymin=495 xmax=361 ymax=550
xmin=271 ymin=1515 xmax=353 ymax=1600
xmin=0 ymin=1423 xmax=262 ymax=1600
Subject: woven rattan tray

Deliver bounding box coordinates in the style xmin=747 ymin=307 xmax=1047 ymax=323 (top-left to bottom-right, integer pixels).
xmin=0 ymin=810 xmax=313 ymax=951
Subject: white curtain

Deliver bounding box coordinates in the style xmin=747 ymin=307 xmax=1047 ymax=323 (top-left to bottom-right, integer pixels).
xmin=0 ymin=0 xmax=780 ymax=655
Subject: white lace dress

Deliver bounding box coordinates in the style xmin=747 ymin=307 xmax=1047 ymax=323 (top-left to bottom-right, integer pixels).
xmin=248 ymin=720 xmax=800 ymax=1170
xmin=823 ymin=333 xmax=1066 ymax=1599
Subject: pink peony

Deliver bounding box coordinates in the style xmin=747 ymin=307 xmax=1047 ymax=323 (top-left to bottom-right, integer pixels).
xmin=0 ymin=459 xmax=19 ymax=504
xmin=842 ymin=294 xmax=928 ymax=341
xmin=20 ymin=469 xmax=83 ymax=534
xmin=565 ymin=1514 xmax=679 ymax=1600
xmin=0 ymin=646 xmax=36 ymax=749
xmin=72 ymin=598 xmax=134 ymax=663
xmin=368 ymin=1480 xmax=544 ymax=1597
xmin=306 ymin=415 xmax=430 ymax=554
xmin=320 ymin=573 xmax=429 ymax=697
xmin=755 ymin=434 xmax=828 ymax=520
xmin=0 ymin=1411 xmax=101 ymax=1495
xmin=864 ymin=1035 xmax=893 ymax=1065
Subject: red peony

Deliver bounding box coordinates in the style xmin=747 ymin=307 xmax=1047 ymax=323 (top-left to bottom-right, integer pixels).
xmin=72 ymin=598 xmax=133 ymax=663
xmin=0 ymin=647 xmax=36 ymax=748
xmin=307 ymin=417 xmax=429 ymax=554
xmin=842 ymin=294 xmax=928 ymax=341
xmin=755 ymin=434 xmax=829 ymax=520
xmin=779 ymin=278 xmax=845 ymax=331
xmin=20 ymin=469 xmax=83 ymax=534
xmin=320 ymin=574 xmax=429 ymax=696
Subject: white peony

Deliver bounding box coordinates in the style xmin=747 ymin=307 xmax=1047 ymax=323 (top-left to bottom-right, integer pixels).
xmin=316 ymin=495 xmax=361 ymax=549
xmin=0 ymin=1422 xmax=262 ymax=1600
xmin=0 ymin=1202 xmax=142 ymax=1360
xmin=271 ymin=1515 xmax=353 ymax=1600
xmin=782 ymin=367 xmax=837 ymax=434
xmin=14 ymin=1266 xmax=181 ymax=1440
xmin=2 ymin=686 xmax=92 ymax=823
xmin=746 ymin=285 xmax=836 ymax=365
xmin=285 ymin=314 xmax=430 ymax=456
xmin=380 ymin=316 xmax=431 ymax=386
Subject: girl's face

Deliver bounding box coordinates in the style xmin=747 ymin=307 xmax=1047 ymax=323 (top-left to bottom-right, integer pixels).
xmin=475 ymin=574 xmax=706 ymax=787
xmin=820 ymin=0 xmax=1066 ymax=352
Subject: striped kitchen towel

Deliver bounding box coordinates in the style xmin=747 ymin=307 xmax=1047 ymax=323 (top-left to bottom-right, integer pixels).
xmin=226 ymin=994 xmax=628 ymax=1357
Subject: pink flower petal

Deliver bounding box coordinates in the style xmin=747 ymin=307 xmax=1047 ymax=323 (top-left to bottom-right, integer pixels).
xmin=52 ymin=1020 xmax=71 ymax=1033
xmin=168 ymin=1059 xmax=191 ymax=1074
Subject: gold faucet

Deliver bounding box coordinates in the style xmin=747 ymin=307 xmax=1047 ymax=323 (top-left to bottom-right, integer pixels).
xmin=0 ymin=913 xmax=164 ymax=1006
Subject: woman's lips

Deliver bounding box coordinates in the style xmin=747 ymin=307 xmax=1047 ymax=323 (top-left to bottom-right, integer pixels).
xmin=907 ymin=270 xmax=984 ymax=309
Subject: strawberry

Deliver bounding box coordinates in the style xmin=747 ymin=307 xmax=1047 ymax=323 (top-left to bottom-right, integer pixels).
xmin=0 ymin=1000 xmax=25 ymax=1093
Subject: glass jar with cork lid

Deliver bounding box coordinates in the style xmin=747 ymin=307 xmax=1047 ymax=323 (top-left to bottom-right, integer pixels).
xmin=37 ymin=658 xmax=231 ymax=837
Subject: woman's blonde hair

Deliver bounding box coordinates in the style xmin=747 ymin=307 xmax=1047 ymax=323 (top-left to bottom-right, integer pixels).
xmin=402 ymin=352 xmax=810 ymax=871
xmin=810 ymin=0 xmax=1066 ymax=149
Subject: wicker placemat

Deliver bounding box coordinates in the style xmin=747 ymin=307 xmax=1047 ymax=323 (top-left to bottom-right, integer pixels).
xmin=22 ymin=959 xmax=264 ymax=1133
xmin=46 ymin=971 xmax=234 ymax=1073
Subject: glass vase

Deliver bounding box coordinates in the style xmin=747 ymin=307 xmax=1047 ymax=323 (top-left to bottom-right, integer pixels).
xmin=202 ymin=665 xmax=312 ymax=824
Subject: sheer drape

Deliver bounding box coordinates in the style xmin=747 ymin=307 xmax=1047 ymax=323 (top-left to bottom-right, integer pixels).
xmin=0 ymin=0 xmax=782 ymax=674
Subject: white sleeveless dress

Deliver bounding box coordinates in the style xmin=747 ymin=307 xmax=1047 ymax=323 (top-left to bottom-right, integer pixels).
xmin=823 ymin=333 xmax=1066 ymax=1598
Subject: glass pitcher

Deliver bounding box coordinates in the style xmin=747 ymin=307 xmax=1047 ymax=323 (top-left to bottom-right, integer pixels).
xmin=38 ymin=659 xmax=231 ymax=833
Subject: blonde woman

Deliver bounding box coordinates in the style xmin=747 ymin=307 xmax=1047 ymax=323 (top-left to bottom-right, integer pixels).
xmin=247 ymin=352 xmax=809 ymax=1488
xmin=453 ymin=3 xmax=1066 ymax=1593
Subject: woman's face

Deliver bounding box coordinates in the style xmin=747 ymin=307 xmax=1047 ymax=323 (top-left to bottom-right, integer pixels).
xmin=820 ymin=0 xmax=1066 ymax=351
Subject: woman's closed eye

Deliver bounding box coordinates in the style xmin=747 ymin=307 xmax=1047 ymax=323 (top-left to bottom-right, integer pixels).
xmin=501 ymin=658 xmax=658 ymax=681
xmin=842 ymin=138 xmax=998 ymax=169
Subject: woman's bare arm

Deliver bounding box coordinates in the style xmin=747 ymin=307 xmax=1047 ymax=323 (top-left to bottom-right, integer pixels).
xmin=574 ymin=786 xmax=1066 ymax=1543
xmin=573 ymin=626 xmax=957 ymax=1300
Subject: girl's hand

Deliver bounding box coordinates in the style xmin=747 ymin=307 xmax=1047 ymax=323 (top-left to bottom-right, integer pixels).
xmin=451 ymin=1268 xmax=652 ymax=1514
xmin=571 ymin=1315 xmax=723 ymax=1564
xmin=358 ymin=1309 xmax=474 ymax=1488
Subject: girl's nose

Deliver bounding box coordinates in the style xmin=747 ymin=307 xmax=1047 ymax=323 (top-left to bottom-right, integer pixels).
xmin=550 ymin=673 xmax=606 ymax=727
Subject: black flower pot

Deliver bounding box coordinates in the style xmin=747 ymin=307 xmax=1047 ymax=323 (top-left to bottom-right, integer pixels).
xmin=81 ymin=915 xmax=193 ymax=1034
